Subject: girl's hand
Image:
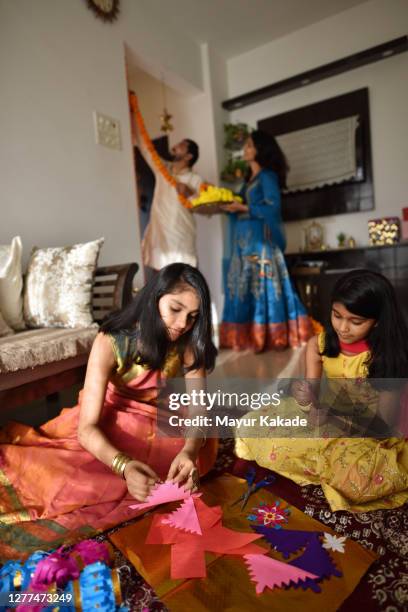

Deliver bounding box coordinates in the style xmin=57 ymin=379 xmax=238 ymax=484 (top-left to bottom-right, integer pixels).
xmin=167 ymin=449 xmax=200 ymax=492
xmin=123 ymin=460 xmax=159 ymax=501
xmin=221 ymin=200 xmax=248 ymax=213
xmin=291 ymin=380 xmax=315 ymax=406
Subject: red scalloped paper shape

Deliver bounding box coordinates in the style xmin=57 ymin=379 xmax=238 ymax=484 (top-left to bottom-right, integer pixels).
xmin=145 ymin=497 xmax=266 ymax=579
xmin=244 ymin=553 xmax=318 ymax=594
xmin=129 ymin=481 xmax=201 ymax=511
xmin=162 ymin=497 xmax=202 ymax=535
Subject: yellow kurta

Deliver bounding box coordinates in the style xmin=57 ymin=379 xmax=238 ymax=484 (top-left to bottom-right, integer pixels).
xmin=235 ymin=333 xmax=408 ymax=512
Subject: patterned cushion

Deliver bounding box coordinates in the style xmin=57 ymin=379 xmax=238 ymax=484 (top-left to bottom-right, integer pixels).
xmin=0 ymin=327 xmax=98 ymax=373
xmin=0 ymin=236 xmax=25 ymax=330
xmin=24 ymin=238 xmax=104 ymax=329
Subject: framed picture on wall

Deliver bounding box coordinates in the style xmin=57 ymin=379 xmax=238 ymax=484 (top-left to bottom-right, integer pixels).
xmin=258 ymin=88 xmax=374 ymax=222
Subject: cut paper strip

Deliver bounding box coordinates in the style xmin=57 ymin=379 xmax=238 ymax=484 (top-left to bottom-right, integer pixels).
xmin=252 ymin=526 xmax=323 ymax=559
xmin=192 ymin=497 xmax=223 ymax=530
xmin=129 ymin=481 xmax=201 ymax=511
xmin=289 ymin=533 xmax=342 ymax=592
xmin=162 ymin=497 xmax=202 ymax=535
xmin=244 ymin=554 xmax=318 ymax=595
xmin=171 ymin=542 xmax=207 ymax=579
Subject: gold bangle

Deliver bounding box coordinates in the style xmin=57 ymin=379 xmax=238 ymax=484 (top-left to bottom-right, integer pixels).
xmin=111 ymin=452 xmax=133 ymax=479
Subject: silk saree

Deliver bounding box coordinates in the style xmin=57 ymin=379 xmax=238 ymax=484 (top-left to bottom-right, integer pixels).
xmin=0 ymin=333 xmax=217 ymax=561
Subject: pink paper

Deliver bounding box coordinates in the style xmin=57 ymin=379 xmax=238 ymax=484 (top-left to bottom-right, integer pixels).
xmin=129 ymin=481 xmax=201 ymax=511
xmin=162 ymin=497 xmax=202 ymax=535
xmin=244 ymin=554 xmax=318 ymax=594
xmin=145 ymin=500 xmax=223 ymax=545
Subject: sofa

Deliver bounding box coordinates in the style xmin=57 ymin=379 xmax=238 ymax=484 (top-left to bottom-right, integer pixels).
xmin=0 ymin=262 xmax=138 ymax=415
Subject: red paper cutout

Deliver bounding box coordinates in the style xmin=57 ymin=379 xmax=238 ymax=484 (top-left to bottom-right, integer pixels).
xmin=146 ymin=496 xmax=266 ymax=579
xmin=171 ymin=542 xmax=207 ymax=579
xmin=192 ymin=497 xmax=223 ymax=529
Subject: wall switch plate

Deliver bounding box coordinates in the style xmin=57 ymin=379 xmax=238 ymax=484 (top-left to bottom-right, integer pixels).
xmin=93 ymin=111 xmax=122 ymax=150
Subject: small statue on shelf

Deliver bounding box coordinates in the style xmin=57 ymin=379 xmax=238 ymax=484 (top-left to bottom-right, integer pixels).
xmin=304 ymin=221 xmax=324 ymax=251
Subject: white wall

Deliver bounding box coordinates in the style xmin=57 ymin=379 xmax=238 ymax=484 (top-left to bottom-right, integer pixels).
xmin=0 ymin=0 xmax=203 ymax=280
xmin=6 ymin=0 xmax=405 ymax=319
xmin=195 ymin=45 xmax=229 ymax=319
xmin=227 ymin=0 xmax=408 ymax=252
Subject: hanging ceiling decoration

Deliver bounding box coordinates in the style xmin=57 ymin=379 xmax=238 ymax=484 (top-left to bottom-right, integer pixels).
xmin=160 ymin=76 xmax=174 ymax=134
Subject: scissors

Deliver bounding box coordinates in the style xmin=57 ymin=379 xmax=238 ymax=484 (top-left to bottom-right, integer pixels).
xmin=231 ymin=466 xmax=276 ymax=510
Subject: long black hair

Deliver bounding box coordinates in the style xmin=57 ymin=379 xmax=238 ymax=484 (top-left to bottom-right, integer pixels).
xmin=246 ymin=130 xmax=289 ymax=190
xmin=322 ymin=269 xmax=408 ymax=378
xmin=100 ymin=263 xmax=217 ymax=372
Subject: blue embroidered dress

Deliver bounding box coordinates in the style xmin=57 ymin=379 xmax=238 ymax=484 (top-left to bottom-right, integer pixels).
xmin=220 ymin=169 xmax=312 ymax=351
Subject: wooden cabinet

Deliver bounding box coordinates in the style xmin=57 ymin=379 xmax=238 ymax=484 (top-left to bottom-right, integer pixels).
xmin=285 ymin=242 xmax=408 ymax=324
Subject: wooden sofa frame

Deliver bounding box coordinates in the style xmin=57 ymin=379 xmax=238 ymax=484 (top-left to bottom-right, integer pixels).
xmin=0 ymin=263 xmax=138 ymax=414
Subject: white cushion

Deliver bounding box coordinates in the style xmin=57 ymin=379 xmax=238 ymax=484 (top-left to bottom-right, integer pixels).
xmin=0 ymin=310 xmax=15 ymax=337
xmin=0 ymin=236 xmax=25 ymax=330
xmin=24 ymin=238 xmax=104 ymax=329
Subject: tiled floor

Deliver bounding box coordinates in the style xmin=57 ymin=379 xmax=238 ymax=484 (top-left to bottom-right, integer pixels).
xmin=213 ymin=346 xmax=306 ymax=378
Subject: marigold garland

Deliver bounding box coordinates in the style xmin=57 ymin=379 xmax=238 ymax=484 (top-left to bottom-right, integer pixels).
xmin=129 ymin=92 xmax=192 ymax=210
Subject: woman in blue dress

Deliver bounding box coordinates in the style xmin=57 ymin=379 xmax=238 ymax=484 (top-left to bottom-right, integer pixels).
xmin=220 ymin=130 xmax=313 ymax=352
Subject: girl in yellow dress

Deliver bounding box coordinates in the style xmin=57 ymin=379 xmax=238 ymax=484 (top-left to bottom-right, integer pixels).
xmin=235 ymin=269 xmax=408 ymax=512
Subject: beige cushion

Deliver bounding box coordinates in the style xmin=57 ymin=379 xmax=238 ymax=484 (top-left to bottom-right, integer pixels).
xmin=0 ymin=310 xmax=14 ymax=337
xmin=0 ymin=327 xmax=98 ymax=373
xmin=0 ymin=236 xmax=25 ymax=330
xmin=24 ymin=238 xmax=104 ymax=329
